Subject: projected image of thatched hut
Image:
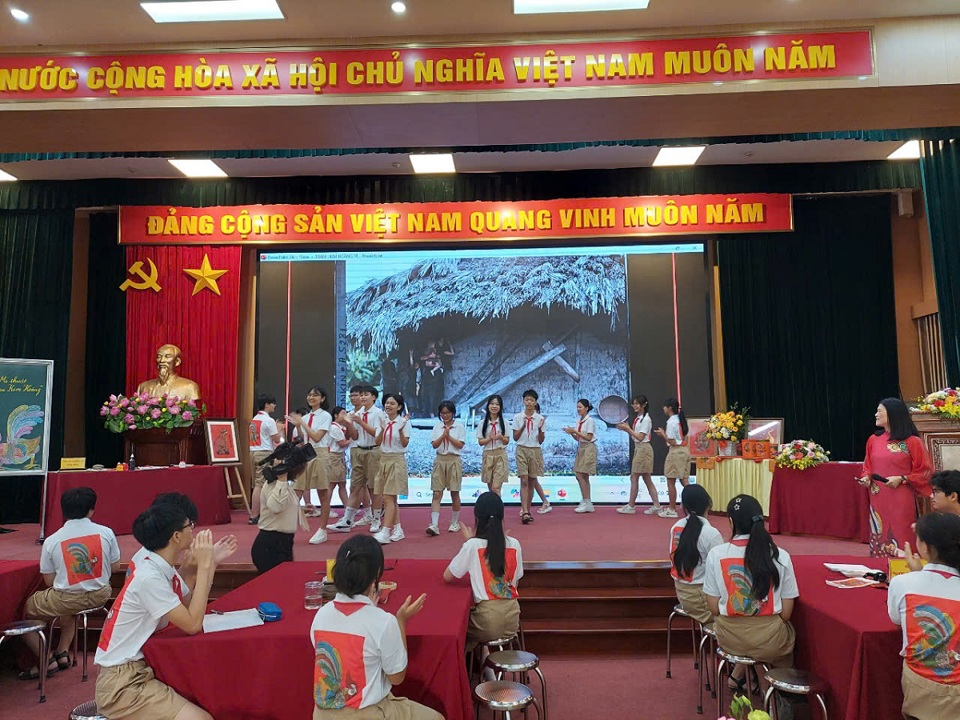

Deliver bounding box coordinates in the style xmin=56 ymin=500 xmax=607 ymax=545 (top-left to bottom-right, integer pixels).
xmin=345 ymin=253 xmax=631 ymax=477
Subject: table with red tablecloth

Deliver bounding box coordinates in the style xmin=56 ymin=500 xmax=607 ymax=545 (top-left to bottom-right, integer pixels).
xmin=768 ymin=462 xmax=869 ymax=541
xmin=0 ymin=560 xmax=42 ymax=627
xmin=144 ymin=559 xmax=473 ymax=720
xmin=792 ymin=556 xmax=903 ymax=720
xmin=43 ymin=466 xmax=231 ymax=536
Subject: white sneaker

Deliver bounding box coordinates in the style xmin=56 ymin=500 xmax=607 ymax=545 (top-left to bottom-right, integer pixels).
xmin=309 ymin=528 xmax=328 ymax=545
xmin=448 ymin=521 xmax=461 ymax=533
xmin=329 ymin=511 xmax=339 ymax=520
xmin=355 ymin=512 xmax=373 ymax=526
xmin=658 ymin=508 xmax=679 ymax=518
xmin=329 ymin=518 xmax=353 ymax=533
xmin=426 ymin=524 xmax=440 ymax=536
xmin=537 ymin=503 xmax=552 ymax=515
xmin=616 ymin=505 xmax=636 ymax=514
xmin=643 ymin=505 xmax=663 ymax=515
xmin=369 ymin=518 xmax=383 ymax=533
xmin=373 ymin=528 xmax=391 ymax=544
xmin=575 ymin=501 xmax=595 ymax=513
xmin=390 ymin=526 xmax=405 ymax=542
xmin=305 ymin=507 xmax=322 ymax=518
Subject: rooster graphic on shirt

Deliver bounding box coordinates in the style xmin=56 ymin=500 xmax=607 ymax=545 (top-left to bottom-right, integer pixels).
xmin=720 ymin=558 xmax=774 ymax=616
xmin=313 ymin=633 xmax=365 ymax=710
xmin=906 ymin=595 xmax=960 ymax=683
xmin=60 ymin=534 xmax=103 ymax=585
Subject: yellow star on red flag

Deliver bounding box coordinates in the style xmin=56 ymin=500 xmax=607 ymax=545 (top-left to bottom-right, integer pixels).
xmin=183 ymin=254 xmax=228 ymax=296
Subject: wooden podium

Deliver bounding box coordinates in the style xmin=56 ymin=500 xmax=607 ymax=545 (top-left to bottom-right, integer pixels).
xmin=912 ymin=412 xmax=960 ymax=472
xmin=124 ymin=425 xmax=207 ymax=467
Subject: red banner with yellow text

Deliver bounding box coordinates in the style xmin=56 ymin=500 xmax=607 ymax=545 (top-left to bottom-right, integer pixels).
xmin=119 ymin=195 xmax=793 ymax=245
xmin=0 ymin=31 xmax=871 ymax=102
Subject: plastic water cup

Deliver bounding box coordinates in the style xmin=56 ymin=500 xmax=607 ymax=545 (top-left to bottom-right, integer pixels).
xmin=304 ymin=581 xmax=324 ymax=610
xmin=378 ymin=581 xmax=397 ymax=604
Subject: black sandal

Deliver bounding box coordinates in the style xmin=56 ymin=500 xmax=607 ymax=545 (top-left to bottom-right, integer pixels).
xmin=53 ymin=650 xmax=70 ymax=671
xmin=18 ymin=666 xmax=41 ymax=681
xmin=521 ymin=512 xmax=534 ymax=524
xmin=727 ymin=674 xmax=747 ymax=694
xmin=248 ymin=515 xmax=260 ymax=525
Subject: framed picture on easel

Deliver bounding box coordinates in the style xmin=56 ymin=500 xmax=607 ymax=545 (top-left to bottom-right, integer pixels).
xmin=204 ymin=419 xmax=241 ymax=464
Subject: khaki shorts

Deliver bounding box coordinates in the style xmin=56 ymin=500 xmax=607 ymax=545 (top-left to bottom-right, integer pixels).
xmin=902 ymin=664 xmax=960 ymax=719
xmin=481 ymin=448 xmax=509 ymax=490
xmin=674 ymin=580 xmax=714 ymax=627
xmin=374 ymin=453 xmax=408 ymax=496
xmin=250 ymin=450 xmax=273 ymax=487
xmin=26 ymin=584 xmax=111 ymax=619
xmin=573 ymin=442 xmax=597 ymax=475
xmin=431 ymin=454 xmax=463 ymax=492
xmin=96 ymin=659 xmax=189 ymax=720
xmin=714 ymin=614 xmax=795 ymax=668
xmin=313 ymin=693 xmax=442 ymax=720
xmin=328 ymin=452 xmax=347 ymax=484
xmin=467 ymin=598 xmax=521 ymax=651
xmin=351 ymin=447 xmax=380 ymax=492
xmin=664 ymin=445 xmax=691 ymax=481
xmin=631 ymin=443 xmax=654 ymax=475
xmin=516 ymin=445 xmax=544 ymax=478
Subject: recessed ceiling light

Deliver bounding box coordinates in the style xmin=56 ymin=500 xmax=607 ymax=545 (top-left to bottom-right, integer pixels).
xmin=141 ymin=0 xmax=284 ymax=24
xmin=391 ymin=1 xmax=406 ymax=13
xmin=887 ymin=141 xmax=921 ymax=160
xmin=10 ymin=8 xmax=30 ymax=21
xmin=168 ymin=159 xmax=228 ymax=178
xmin=652 ymin=146 xmax=706 ymax=167
xmin=0 ymin=169 xmax=18 ymax=182
xmin=410 ymin=154 xmax=456 ymax=174
xmin=514 ymin=0 xmax=649 ymax=14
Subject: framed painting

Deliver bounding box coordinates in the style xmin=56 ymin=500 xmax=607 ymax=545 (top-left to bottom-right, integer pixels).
xmin=686 ymin=417 xmax=717 ymax=458
xmin=204 ymin=419 xmax=240 ymax=464
xmin=746 ymin=418 xmax=785 ymax=446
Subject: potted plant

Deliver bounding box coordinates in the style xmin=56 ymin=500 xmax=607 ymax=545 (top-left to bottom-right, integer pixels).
xmin=706 ymin=403 xmax=750 ymax=456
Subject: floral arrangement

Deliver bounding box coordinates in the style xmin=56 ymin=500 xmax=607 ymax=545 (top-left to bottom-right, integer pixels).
xmin=101 ymin=392 xmax=201 ymax=433
xmin=776 ymin=439 xmax=830 ymax=470
xmin=915 ymin=387 xmax=960 ymax=420
xmin=706 ymin=403 xmax=750 ymax=443
xmin=718 ymin=694 xmax=770 ymax=720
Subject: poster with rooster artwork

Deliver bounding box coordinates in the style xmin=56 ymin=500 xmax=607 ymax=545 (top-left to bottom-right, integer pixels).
xmin=0 ymin=359 xmax=53 ymax=474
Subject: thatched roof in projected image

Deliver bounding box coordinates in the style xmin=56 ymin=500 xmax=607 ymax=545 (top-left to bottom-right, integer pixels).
xmin=347 ymin=255 xmax=626 ymax=354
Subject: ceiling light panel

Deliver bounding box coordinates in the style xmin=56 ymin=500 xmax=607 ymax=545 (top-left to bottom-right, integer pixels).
xmin=410 ymin=154 xmax=456 ymax=174
xmin=168 ymin=159 xmax=228 ymax=177
xmin=887 ymin=141 xmax=921 ymax=160
xmin=0 ymin=169 xmax=18 ymax=182
xmin=514 ymin=0 xmax=649 ymax=14
xmin=10 ymin=8 xmax=30 ymax=21
xmin=141 ymin=0 xmax=284 ymax=23
xmin=652 ymin=146 xmax=706 ymax=167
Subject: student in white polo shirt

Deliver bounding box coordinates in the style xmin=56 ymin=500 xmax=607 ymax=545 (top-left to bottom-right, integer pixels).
xmin=427 ymin=400 xmax=466 ymax=537
xmin=888 ymin=512 xmax=960 ymax=718
xmin=332 ymin=385 xmax=386 ymax=533
xmin=20 ymin=487 xmax=120 ymax=680
xmin=95 ymin=503 xmax=223 ymax=720
xmin=512 ymin=389 xmax=547 ymax=525
xmin=669 ymin=485 xmax=724 ymax=627
xmin=310 ymin=535 xmax=439 ymax=720
xmin=372 ymin=394 xmax=410 ymax=545
xmin=249 ymin=393 xmax=282 ymax=525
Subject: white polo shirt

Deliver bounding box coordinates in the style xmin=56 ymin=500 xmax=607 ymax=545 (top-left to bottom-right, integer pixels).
xmin=309 ymin=594 xmax=407 ymax=710
xmin=512 ymin=412 xmax=545 ymax=448
xmin=354 ymin=406 xmax=386 ymax=448
xmin=703 ymin=536 xmax=799 ymax=616
xmin=574 ymin=415 xmax=596 ymax=444
xmin=668 ymin=516 xmax=724 ymax=585
xmin=304 ymin=409 xmax=332 ymax=449
xmin=95 ymin=551 xmax=183 ymax=667
xmin=378 ymin=416 xmax=410 ymax=454
xmin=888 ymin=563 xmax=960 ymax=684
xmin=40 ymin=518 xmax=120 ymax=592
xmin=447 ymin=536 xmax=524 ymax=603
xmin=249 ymin=411 xmax=279 ymax=452
xmin=477 ymin=418 xmax=509 ymax=452
xmin=634 ymin=414 xmax=652 ymax=443
xmin=327 ymin=422 xmax=347 ymax=454
xmin=431 ymin=420 xmax=466 ymax=456
xmin=129 ymin=546 xmax=190 ymax=602
xmin=666 ymin=415 xmax=685 ymax=445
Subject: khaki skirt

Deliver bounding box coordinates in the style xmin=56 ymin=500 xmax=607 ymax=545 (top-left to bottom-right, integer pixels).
xmin=295 ymin=454 xmax=328 ymax=492
xmin=431 ymin=453 xmax=463 ymax=492
xmin=631 ymin=443 xmax=654 ymax=475
xmin=327 ymin=451 xmax=347 ymax=484
xmin=902 ymin=664 xmax=960 ymax=719
xmin=481 ymin=448 xmax=509 ymax=489
xmin=374 ymin=452 xmax=408 ymax=496
xmin=467 ymin=598 xmax=521 ymax=651
xmin=313 ymin=693 xmax=442 ymax=720
xmin=673 ymin=580 xmax=714 ymax=627
xmin=573 ymin=442 xmax=597 ymax=475
xmin=664 ymin=445 xmax=691 ymax=480
xmin=714 ymin=614 xmax=795 ymax=668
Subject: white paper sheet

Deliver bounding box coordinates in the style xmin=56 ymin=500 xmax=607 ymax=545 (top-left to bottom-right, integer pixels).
xmin=824 ymin=563 xmax=876 ymax=577
xmin=202 ymin=608 xmax=264 ymax=633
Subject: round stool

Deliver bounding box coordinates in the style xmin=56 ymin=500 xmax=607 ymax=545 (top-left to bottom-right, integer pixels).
xmin=696 ymin=625 xmax=717 ymax=714
xmin=473 ymin=680 xmax=539 ymax=720
xmin=469 ymin=633 xmax=520 ymax=683
xmin=0 ymin=620 xmax=48 ymax=704
xmin=665 ymin=603 xmax=701 ymax=678
xmin=764 ymin=668 xmax=829 ymax=720
xmin=716 ymin=647 xmax=769 ymax=718
xmin=70 ymin=700 xmax=107 ymax=720
xmin=73 ymin=605 xmax=108 ymax=681
xmin=485 ymin=650 xmax=547 ymax=720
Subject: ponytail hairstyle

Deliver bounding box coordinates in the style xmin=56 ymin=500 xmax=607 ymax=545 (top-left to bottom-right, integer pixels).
xmin=576 ymin=398 xmax=594 ymax=414
xmin=474 ymin=491 xmax=507 ymax=577
xmin=632 ymin=394 xmax=649 ymax=424
xmin=727 ymin=494 xmax=779 ymax=601
xmin=673 ymin=485 xmax=712 ymax=579
xmin=333 ymin=535 xmax=384 ymax=597
xmin=535 ymin=402 xmax=542 ymax=414
xmin=307 ymin=386 xmax=330 ymax=412
xmin=483 ymin=394 xmax=506 ymax=437
xmin=382 ymin=392 xmax=406 ymax=417
xmin=664 ymin=397 xmax=688 ymax=437
xmin=915 ymin=512 xmax=960 ymax=572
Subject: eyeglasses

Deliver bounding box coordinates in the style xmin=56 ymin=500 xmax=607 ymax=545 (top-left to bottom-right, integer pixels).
xmin=180 ymin=520 xmax=196 ymax=530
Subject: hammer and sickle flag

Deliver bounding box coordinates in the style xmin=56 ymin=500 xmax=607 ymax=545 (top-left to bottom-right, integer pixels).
xmin=120 ymin=259 xmax=161 ymax=292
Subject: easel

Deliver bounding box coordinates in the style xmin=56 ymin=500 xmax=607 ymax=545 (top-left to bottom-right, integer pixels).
xmin=220 ymin=463 xmax=250 ymax=512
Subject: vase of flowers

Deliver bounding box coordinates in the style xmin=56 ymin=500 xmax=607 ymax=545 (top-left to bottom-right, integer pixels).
xmin=776 ymin=439 xmax=830 ymax=470
xmin=706 ymin=404 xmax=750 ymax=456
xmin=100 ymin=392 xmax=201 ymax=433
xmin=915 ymin=387 xmax=960 ymax=420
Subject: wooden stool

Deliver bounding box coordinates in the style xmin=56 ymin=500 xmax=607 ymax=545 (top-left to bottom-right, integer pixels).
xmin=473 ymin=680 xmax=539 ymax=720
xmin=0 ymin=620 xmax=48 ymax=704
xmin=764 ymin=668 xmax=829 ymax=720
xmin=485 ymin=650 xmax=547 ymax=720
xmin=716 ymin=646 xmax=769 ymax=718
xmin=69 ymin=700 xmax=107 ymax=720
xmin=665 ymin=603 xmax=701 ymax=678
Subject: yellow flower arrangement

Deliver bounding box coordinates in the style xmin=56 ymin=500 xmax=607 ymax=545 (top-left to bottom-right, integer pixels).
xmin=706 ymin=404 xmax=749 ymax=442
xmin=916 ymin=388 xmax=960 ymax=420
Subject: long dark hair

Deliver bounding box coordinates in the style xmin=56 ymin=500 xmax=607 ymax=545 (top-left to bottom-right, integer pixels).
xmin=673 ymin=485 xmax=712 ymax=579
xmin=664 ymin=397 xmax=688 ymax=437
xmin=474 ymin=491 xmax=507 ymax=577
xmin=632 ymin=394 xmax=649 ymax=425
xmin=727 ymin=494 xmax=780 ymax=600
xmin=334 ymin=535 xmax=384 ymax=597
xmin=875 ymin=397 xmax=919 ymax=442
xmin=307 ymin=385 xmax=330 ymax=412
xmin=916 ymin=512 xmax=960 ymax=572
xmin=482 ymin=394 xmax=506 ymax=437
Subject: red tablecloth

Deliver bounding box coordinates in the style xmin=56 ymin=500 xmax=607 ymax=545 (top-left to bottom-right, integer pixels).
xmin=144 ymin=559 xmax=474 ymax=720
xmin=769 ymin=462 xmax=869 ymax=541
xmin=0 ymin=560 xmax=42 ymax=626
xmin=44 ymin=466 xmax=231 ymax=536
xmin=792 ymin=556 xmax=903 ymax=720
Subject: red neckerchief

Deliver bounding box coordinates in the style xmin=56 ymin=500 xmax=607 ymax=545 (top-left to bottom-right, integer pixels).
xmin=384 ymin=418 xmax=396 ymax=447
xmin=308 ymin=413 xmax=315 ymax=428
xmin=731 ymin=538 xmax=749 ymax=547
xmin=924 ymin=566 xmax=960 ymax=580
xmin=333 ymin=600 xmax=366 ymax=617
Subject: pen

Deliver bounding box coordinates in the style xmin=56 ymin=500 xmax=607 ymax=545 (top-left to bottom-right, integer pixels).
xmin=209 ymin=609 xmax=224 ymax=615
